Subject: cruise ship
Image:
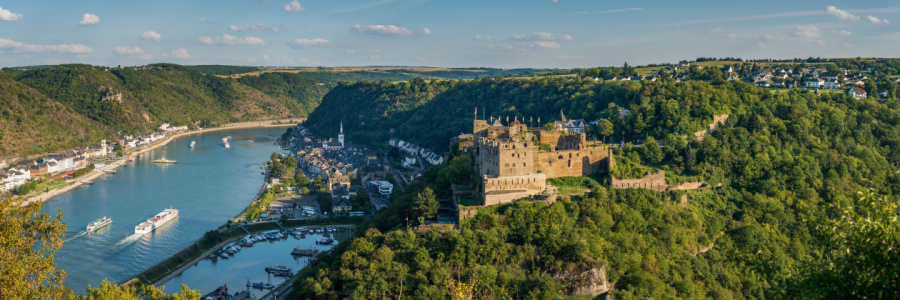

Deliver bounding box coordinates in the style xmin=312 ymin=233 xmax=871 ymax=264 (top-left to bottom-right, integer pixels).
xmin=189 ymin=140 xmax=196 ymax=148
xmin=222 ymin=137 xmax=230 ymax=148
xmin=86 ymin=216 xmax=112 ymax=232
xmin=134 ymin=207 xmax=178 ymax=235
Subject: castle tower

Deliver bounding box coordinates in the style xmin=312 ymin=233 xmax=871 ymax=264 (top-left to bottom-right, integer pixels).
xmin=338 ymin=121 xmax=344 ymax=147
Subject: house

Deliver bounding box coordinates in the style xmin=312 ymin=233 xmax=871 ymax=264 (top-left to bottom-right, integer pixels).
xmin=0 ymin=167 xmax=31 ymax=191
xmin=553 ymin=110 xmax=587 ymax=134
xmin=849 ymin=87 xmax=867 ymax=99
xmin=30 ymin=163 xmax=49 ymax=178
xmin=650 ymin=69 xmax=659 ymax=74
xmin=806 ymin=79 xmax=824 ymax=89
xmin=821 ymin=72 xmax=839 ymax=81
xmin=755 ymin=80 xmax=771 ymax=88
xmin=823 ymin=80 xmax=840 ymax=89
xmin=402 ymin=156 xmax=417 ymax=168
xmin=332 ymin=196 xmax=352 ymax=213
xmin=369 ymin=180 xmax=393 ymax=197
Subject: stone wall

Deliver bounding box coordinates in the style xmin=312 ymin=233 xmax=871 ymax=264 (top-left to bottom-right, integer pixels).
xmin=611 ymin=170 xmax=667 ymax=192
xmin=535 ymin=146 xmax=611 ymax=178
xmin=693 ymin=114 xmax=729 ymax=141
xmin=483 ymin=173 xmax=547 ymax=194
xmin=484 ymin=190 xmax=541 ymax=206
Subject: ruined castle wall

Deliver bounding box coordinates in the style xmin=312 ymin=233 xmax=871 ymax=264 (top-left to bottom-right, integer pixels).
xmin=483 ymin=173 xmax=546 ymax=194
xmin=485 ymin=190 xmax=540 ymax=206
xmin=611 ymin=170 xmax=667 ymax=192
xmin=534 ymin=146 xmax=610 ymax=178
xmin=556 ymin=133 xmax=586 ymax=151
xmin=536 ymin=131 xmax=561 ymax=149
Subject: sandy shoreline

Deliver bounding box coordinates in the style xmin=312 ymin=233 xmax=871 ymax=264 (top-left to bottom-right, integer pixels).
xmin=24 ymin=119 xmax=300 ymax=206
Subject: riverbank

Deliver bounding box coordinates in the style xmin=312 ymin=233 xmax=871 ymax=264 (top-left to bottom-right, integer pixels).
xmin=23 ymin=119 xmax=301 ymax=206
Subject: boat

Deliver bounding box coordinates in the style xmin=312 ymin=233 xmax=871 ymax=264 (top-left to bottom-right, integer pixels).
xmin=247 ymin=282 xmax=274 ymax=289
xmin=151 ymin=156 xmax=177 ymax=164
xmin=134 ymin=207 xmax=178 ymax=235
xmin=316 ymin=237 xmax=334 ymax=245
xmin=201 ymin=284 xmax=228 ymax=300
xmin=291 ymin=246 xmax=319 ymax=256
xmin=265 ymin=264 xmax=290 ymax=273
xmin=189 ymin=140 xmax=196 ymax=148
xmin=223 ymin=137 xmax=230 ymax=148
xmin=273 ymin=270 xmax=294 ymax=277
xmin=86 ymin=216 xmax=112 ymax=232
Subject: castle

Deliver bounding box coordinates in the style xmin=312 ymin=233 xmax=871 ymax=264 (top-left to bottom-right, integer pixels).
xmin=471 ymin=110 xmax=614 ymax=205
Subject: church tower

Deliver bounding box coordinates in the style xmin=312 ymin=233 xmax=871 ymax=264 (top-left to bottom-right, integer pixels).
xmin=338 ymin=121 xmax=344 ymax=147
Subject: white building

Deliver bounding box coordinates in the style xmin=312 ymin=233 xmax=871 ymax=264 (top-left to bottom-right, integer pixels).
xmin=369 ymin=180 xmax=393 ymax=197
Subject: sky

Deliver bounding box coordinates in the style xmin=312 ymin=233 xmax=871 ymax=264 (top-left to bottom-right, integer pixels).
xmin=0 ymin=0 xmax=897 ymax=68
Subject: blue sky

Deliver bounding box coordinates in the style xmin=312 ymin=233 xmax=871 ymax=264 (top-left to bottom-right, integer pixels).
xmin=0 ymin=0 xmax=897 ymax=68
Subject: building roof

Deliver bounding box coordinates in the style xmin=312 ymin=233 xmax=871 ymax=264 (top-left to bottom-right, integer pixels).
xmin=851 ymin=87 xmax=867 ymax=95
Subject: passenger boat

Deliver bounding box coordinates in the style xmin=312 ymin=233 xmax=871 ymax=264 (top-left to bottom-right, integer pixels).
xmin=86 ymin=216 xmax=112 ymax=232
xmin=134 ymin=207 xmax=178 ymax=235
xmin=189 ymin=140 xmax=196 ymax=148
xmin=222 ymin=137 xmax=230 ymax=148
xmin=151 ymin=156 xmax=176 ymax=164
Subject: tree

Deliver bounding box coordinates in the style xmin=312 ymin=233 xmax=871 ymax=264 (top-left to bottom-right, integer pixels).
xmin=597 ymin=119 xmax=614 ymax=143
xmin=414 ymin=187 xmax=438 ymax=220
xmin=79 ymin=279 xmax=199 ymax=300
xmin=295 ymin=172 xmax=310 ymax=187
xmin=0 ymin=196 xmax=66 ymax=299
xmin=641 ymin=137 xmax=662 ymax=165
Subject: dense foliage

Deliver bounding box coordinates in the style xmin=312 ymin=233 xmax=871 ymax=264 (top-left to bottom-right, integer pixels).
xmin=8 ymin=64 xmax=318 ymax=136
xmin=293 ymin=78 xmax=900 ymax=299
xmin=306 ymin=78 xmax=732 ymax=151
xmin=236 ymin=72 xmax=331 ymax=118
xmin=0 ymin=75 xmax=111 ymax=156
xmin=187 ymin=65 xmax=259 ymax=75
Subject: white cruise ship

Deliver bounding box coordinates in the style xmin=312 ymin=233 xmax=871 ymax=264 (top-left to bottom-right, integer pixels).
xmin=135 ymin=207 xmax=178 ymax=235
xmin=223 ymin=137 xmax=230 ymax=148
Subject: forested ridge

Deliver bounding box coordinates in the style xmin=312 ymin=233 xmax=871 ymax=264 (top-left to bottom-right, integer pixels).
xmin=0 ymin=64 xmax=329 ymax=157
xmin=0 ymin=75 xmax=112 ymax=156
xmin=305 ymin=78 xmax=733 ymax=151
xmin=293 ymin=78 xmax=900 ymax=299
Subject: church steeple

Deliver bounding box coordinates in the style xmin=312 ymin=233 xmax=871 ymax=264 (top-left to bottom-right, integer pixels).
xmin=338 ymin=121 xmax=344 ymax=147
xmin=340 ymin=121 xmax=343 ymax=134
xmin=559 ymin=110 xmax=566 ymax=122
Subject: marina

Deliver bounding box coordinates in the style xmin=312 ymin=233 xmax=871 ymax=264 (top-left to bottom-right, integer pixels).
xmin=162 ymin=228 xmax=351 ymax=299
xmin=40 ymin=127 xmax=289 ymax=293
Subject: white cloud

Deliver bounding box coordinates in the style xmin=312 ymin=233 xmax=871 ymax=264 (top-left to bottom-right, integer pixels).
xmin=78 ymin=13 xmax=100 ymax=25
xmin=0 ymin=38 xmax=93 ymax=53
xmin=169 ymin=47 xmax=190 ymax=59
xmin=839 ymin=30 xmax=851 ymax=36
xmin=826 ymin=6 xmax=858 ymax=21
xmin=198 ymin=34 xmax=266 ymax=45
xmin=351 ymin=24 xmax=414 ymax=36
xmin=261 ymin=54 xmax=270 ymax=60
xmin=756 ymin=41 xmax=767 ymax=48
xmin=709 ymin=27 xmax=736 ymax=39
xmin=114 ymin=46 xmax=143 ymax=55
xmin=229 ymin=23 xmax=279 ymax=32
xmin=866 ymin=15 xmax=888 ymax=23
xmin=140 ymin=31 xmax=162 ymax=41
xmin=197 ymin=17 xmax=207 ymax=22
xmin=136 ymin=54 xmax=153 ymax=60
xmin=815 ymin=40 xmax=826 ymax=47
xmin=423 ymin=28 xmax=431 ymax=35
xmin=512 ymin=32 xmax=573 ymax=41
xmin=346 ymin=49 xmax=358 ymax=54
xmin=0 ymin=6 xmax=23 ymax=21
xmin=793 ymin=25 xmax=820 ymax=38
xmin=523 ymin=41 xmax=560 ymax=48
xmin=474 ymin=35 xmax=492 ymax=41
xmin=288 ymin=38 xmax=332 ymax=47
xmin=552 ymin=0 xmax=558 ymax=2
xmin=284 ymin=1 xmax=305 ymax=12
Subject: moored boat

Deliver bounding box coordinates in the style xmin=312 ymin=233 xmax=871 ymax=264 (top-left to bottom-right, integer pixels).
xmin=291 ymin=246 xmax=319 ymax=256
xmin=86 ymin=216 xmax=112 ymax=232
xmin=151 ymin=156 xmax=177 ymax=164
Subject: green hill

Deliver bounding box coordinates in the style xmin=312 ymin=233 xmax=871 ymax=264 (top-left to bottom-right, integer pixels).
xmin=304 ymin=78 xmax=731 ymax=150
xmin=0 ymin=75 xmax=111 ymax=157
xmin=11 ymin=64 xmax=323 ymax=135
xmin=235 ymin=72 xmax=331 ymax=119
xmin=293 ymin=78 xmax=900 ymax=299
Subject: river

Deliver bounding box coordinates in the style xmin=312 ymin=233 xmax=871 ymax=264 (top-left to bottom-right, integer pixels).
xmin=40 ymin=126 xmax=292 ymax=294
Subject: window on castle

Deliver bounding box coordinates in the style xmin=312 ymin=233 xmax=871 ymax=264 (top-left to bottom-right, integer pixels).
xmin=505 ymin=163 xmax=509 ymax=167
xmin=512 ymin=163 xmax=515 ymax=167
xmin=524 ymin=163 xmax=526 ymax=167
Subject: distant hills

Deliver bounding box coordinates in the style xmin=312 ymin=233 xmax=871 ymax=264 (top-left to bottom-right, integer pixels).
xmin=0 ymin=64 xmax=330 ymax=158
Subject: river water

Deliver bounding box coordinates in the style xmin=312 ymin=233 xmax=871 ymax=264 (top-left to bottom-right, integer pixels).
xmin=40 ymin=127 xmax=292 ymax=294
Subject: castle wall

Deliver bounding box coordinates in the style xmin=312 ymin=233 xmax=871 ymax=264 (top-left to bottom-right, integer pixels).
xmin=535 ymin=146 xmax=611 ymax=178
xmin=611 ymin=170 xmax=667 ymax=192
xmin=483 ymin=173 xmax=546 ymax=194
xmin=484 ymin=190 xmax=540 ymax=206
